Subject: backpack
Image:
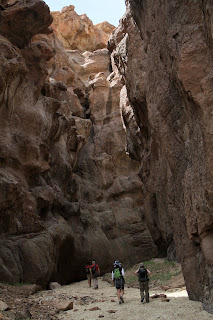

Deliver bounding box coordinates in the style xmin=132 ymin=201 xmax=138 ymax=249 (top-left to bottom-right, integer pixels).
xmin=114 ymin=267 xmax=121 ymax=280
xmin=91 ymin=264 xmax=96 ymax=275
xmin=138 ymin=268 xmax=148 ymax=282
xmin=85 ymin=266 xmax=90 ymax=274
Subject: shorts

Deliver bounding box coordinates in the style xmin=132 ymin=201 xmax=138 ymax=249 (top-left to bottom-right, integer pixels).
xmin=86 ymin=274 xmax=91 ymax=280
xmin=92 ymin=271 xmax=98 ymax=279
xmin=115 ymin=278 xmax=124 ymax=290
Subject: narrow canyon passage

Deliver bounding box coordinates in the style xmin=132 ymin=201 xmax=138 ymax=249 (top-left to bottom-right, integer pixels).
xmin=0 ymin=0 xmax=212 ymax=317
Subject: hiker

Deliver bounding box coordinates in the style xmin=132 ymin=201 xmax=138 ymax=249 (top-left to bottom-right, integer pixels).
xmin=90 ymin=260 xmax=100 ymax=289
xmin=135 ymin=263 xmax=151 ymax=303
xmin=85 ymin=262 xmax=92 ymax=287
xmin=112 ymin=260 xmax=125 ymax=304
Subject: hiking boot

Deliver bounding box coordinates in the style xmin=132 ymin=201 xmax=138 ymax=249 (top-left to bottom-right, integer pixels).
xmin=119 ymin=300 xmax=122 ymax=304
xmin=146 ymin=300 xmax=149 ymax=303
xmin=120 ymin=296 xmax=124 ymax=303
xmin=141 ymin=298 xmax=144 ymax=303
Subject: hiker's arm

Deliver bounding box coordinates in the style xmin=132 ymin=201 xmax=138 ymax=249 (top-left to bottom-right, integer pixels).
xmin=121 ymin=268 xmax=125 ymax=277
xmin=112 ymin=271 xmax=114 ymax=281
xmin=147 ymin=269 xmax=151 ymax=275
xmin=134 ymin=269 xmax=139 ymax=275
xmin=89 ymin=268 xmax=92 ymax=276
xmin=98 ymin=267 xmax=100 ymax=276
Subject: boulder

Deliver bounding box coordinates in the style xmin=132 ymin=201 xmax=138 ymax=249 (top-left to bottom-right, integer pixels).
xmin=0 ymin=0 xmax=53 ymax=48
xmin=51 ymin=6 xmax=115 ymax=52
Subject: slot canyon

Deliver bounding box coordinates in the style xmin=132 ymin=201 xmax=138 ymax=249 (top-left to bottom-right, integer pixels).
xmin=0 ymin=0 xmax=212 ymax=315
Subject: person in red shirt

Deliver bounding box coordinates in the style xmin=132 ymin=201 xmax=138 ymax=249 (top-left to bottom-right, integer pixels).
xmin=85 ymin=262 xmax=92 ymax=287
xmin=90 ymin=260 xmax=100 ymax=289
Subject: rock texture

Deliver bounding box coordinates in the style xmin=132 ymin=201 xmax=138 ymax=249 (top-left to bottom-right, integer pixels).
xmin=0 ymin=0 xmax=157 ymax=288
xmin=0 ymin=0 xmax=53 ymax=48
xmin=0 ymin=0 xmax=92 ymax=286
xmin=108 ymin=0 xmax=213 ymax=313
xmin=51 ymin=5 xmax=115 ymax=52
xmin=65 ymin=48 xmax=159 ymax=271
xmin=1 ymin=0 xmax=212 ymax=314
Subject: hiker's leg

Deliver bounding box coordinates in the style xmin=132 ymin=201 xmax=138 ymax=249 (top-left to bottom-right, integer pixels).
xmin=141 ymin=282 xmax=145 ymax=301
xmin=120 ymin=288 xmax=124 ymax=303
xmin=87 ymin=275 xmax=91 ymax=287
xmin=145 ymin=282 xmax=149 ymax=302
xmin=117 ymin=289 xmax=121 ymax=300
xmin=115 ymin=280 xmax=122 ymax=303
xmin=93 ymin=276 xmax=96 ymax=289
xmin=94 ymin=277 xmax=98 ymax=288
xmin=139 ymin=282 xmax=144 ymax=301
xmin=120 ymin=278 xmax=124 ymax=302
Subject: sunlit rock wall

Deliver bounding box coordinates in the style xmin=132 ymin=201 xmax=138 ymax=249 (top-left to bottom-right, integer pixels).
xmin=51 ymin=5 xmax=115 ymax=52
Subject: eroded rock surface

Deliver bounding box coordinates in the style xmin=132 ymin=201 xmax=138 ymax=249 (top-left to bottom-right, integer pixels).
xmin=0 ymin=0 xmax=156 ymax=288
xmin=51 ymin=5 xmax=115 ymax=52
xmin=108 ymin=0 xmax=213 ymax=313
xmin=0 ymin=0 xmax=92 ymax=286
xmin=0 ymin=0 xmax=53 ymax=48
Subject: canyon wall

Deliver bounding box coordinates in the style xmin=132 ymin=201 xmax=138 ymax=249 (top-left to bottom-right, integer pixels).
xmin=108 ymin=0 xmax=213 ymax=313
xmin=0 ymin=0 xmax=212 ymax=313
xmin=0 ymin=0 xmax=159 ymax=288
xmin=51 ymin=5 xmax=115 ymax=52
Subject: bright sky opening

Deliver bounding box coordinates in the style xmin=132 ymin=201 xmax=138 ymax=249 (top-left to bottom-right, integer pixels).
xmin=44 ymin=0 xmax=126 ymax=26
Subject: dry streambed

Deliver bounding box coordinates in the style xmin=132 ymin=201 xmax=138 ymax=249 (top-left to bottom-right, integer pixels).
xmin=37 ymin=278 xmax=212 ymax=320
xmin=0 ymin=277 xmax=212 ymax=320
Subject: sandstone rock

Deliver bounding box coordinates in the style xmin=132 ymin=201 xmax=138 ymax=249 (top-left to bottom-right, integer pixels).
xmin=89 ymin=307 xmax=101 ymax=311
xmin=0 ymin=301 xmax=9 ymax=311
xmin=0 ymin=0 xmax=53 ymax=48
xmin=48 ymin=282 xmax=61 ymax=290
xmin=15 ymin=308 xmax=31 ymax=320
xmin=110 ymin=0 xmax=213 ymax=313
xmin=54 ymin=300 xmax=73 ymax=311
xmin=0 ymin=0 xmax=92 ymax=286
xmin=150 ymin=294 xmax=167 ymax=299
xmin=67 ymin=45 xmax=158 ymax=268
xmin=162 ymin=298 xmax=170 ymax=302
xmin=51 ymin=6 xmax=114 ymax=52
xmin=161 ymin=286 xmax=170 ymax=291
xmin=95 ymin=21 xmax=115 ymax=35
xmin=0 ymin=312 xmax=9 ymax=320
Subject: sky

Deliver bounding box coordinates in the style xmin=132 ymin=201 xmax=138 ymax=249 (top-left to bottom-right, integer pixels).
xmin=44 ymin=0 xmax=126 ymax=26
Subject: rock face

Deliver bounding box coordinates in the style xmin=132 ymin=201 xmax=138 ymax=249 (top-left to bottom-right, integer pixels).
xmin=108 ymin=0 xmax=213 ymax=313
xmin=51 ymin=5 xmax=115 ymax=52
xmin=0 ymin=0 xmax=157 ymax=288
xmin=1 ymin=0 xmax=212 ymax=314
xmin=0 ymin=0 xmax=92 ymax=286
xmin=65 ymin=48 xmax=159 ymax=272
xmin=0 ymin=0 xmax=53 ymax=48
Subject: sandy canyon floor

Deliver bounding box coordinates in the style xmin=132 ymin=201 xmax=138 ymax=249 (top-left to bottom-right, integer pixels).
xmin=49 ymin=279 xmax=212 ymax=320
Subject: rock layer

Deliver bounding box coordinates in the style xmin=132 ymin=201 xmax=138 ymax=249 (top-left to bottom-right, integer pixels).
xmin=0 ymin=0 xmax=92 ymax=286
xmin=108 ymin=0 xmax=213 ymax=313
xmin=51 ymin=5 xmax=115 ymax=52
xmin=0 ymin=0 xmax=157 ymax=287
xmin=0 ymin=0 xmax=53 ymax=48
